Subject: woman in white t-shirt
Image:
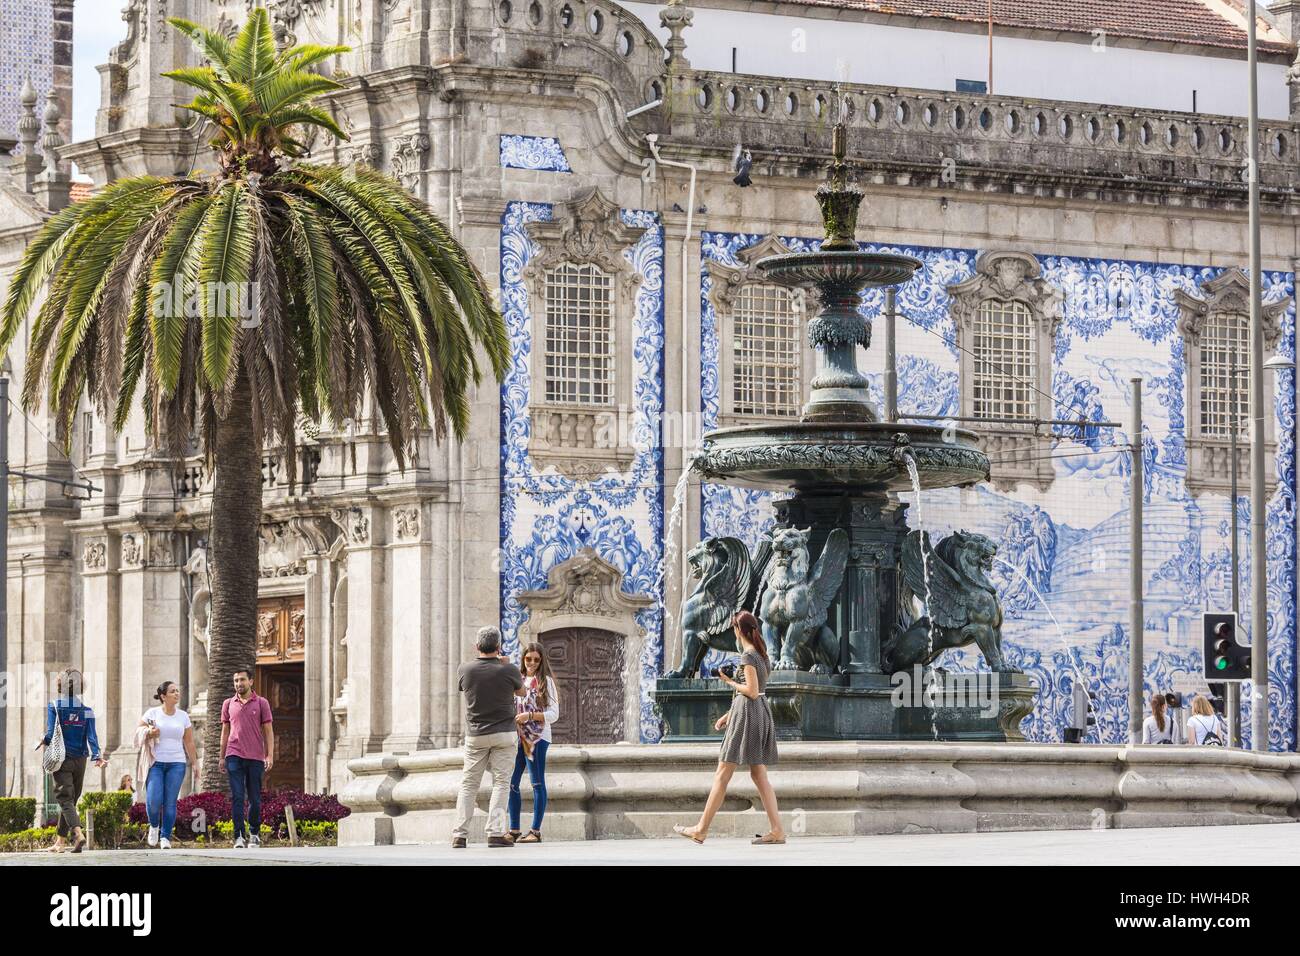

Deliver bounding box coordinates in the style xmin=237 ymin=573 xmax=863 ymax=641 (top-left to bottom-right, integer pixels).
xmin=1187 ymin=694 xmax=1228 ymax=747
xmin=1141 ymin=692 xmax=1182 ymax=744
xmin=138 ymin=681 xmax=196 ymax=849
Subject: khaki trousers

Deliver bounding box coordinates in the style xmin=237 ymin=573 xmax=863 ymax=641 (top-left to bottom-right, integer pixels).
xmin=452 ymin=732 xmax=518 ymax=839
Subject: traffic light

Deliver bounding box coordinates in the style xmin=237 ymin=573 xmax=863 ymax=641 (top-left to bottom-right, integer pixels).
xmin=1063 ymin=680 xmax=1096 ymax=743
xmin=1202 ymin=612 xmax=1250 ymax=681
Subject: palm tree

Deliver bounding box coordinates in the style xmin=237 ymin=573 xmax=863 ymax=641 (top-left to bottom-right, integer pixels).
xmin=0 ymin=10 xmax=508 ymax=790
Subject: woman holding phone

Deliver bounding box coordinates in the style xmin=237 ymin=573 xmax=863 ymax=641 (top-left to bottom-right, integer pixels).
xmin=674 ymin=610 xmax=784 ymax=845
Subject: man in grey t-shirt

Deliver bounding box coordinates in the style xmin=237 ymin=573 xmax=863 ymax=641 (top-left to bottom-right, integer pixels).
xmin=452 ymin=626 xmax=526 ymax=848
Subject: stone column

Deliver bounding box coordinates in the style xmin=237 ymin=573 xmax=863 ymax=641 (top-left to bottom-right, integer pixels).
xmin=382 ymin=499 xmax=435 ymax=752
xmin=77 ymin=534 xmax=120 ymax=763
xmin=335 ymin=505 xmax=387 ymax=755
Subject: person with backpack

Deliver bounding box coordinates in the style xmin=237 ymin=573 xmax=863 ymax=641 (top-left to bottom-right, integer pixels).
xmin=1187 ymin=694 xmax=1228 ymax=747
xmin=37 ymin=669 xmax=107 ymax=853
xmin=1141 ymin=691 xmax=1183 ymax=744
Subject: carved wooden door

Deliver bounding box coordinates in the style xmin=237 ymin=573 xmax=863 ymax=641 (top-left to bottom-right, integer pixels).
xmin=255 ymin=596 xmax=305 ymax=789
xmin=542 ymin=628 xmax=624 ymax=744
xmin=254 ymin=664 xmax=304 ymax=791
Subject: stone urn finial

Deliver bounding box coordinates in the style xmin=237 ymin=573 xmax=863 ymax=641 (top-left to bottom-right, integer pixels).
xmin=660 ymin=0 xmax=693 ymax=70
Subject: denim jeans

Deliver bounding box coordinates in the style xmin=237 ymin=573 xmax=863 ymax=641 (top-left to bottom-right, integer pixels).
xmin=226 ymin=756 xmax=265 ymax=840
xmin=508 ymin=738 xmax=549 ymax=832
xmin=146 ymin=761 xmax=187 ymax=839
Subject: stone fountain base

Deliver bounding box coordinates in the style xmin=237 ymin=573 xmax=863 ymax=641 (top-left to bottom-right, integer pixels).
xmin=338 ymin=742 xmax=1300 ymax=845
xmin=652 ymin=671 xmax=1038 ymax=743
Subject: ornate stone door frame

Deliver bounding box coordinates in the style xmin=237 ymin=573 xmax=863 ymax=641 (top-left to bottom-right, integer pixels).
xmin=517 ymin=548 xmax=654 ymax=743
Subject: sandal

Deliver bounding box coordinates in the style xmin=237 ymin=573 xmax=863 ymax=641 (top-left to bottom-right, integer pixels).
xmin=517 ymin=830 xmax=542 ymax=844
xmin=751 ymin=832 xmax=786 ymax=845
xmin=71 ymin=836 xmax=86 ymax=854
xmin=507 ymin=830 xmax=522 ymax=844
xmin=673 ymin=824 xmax=705 ymax=845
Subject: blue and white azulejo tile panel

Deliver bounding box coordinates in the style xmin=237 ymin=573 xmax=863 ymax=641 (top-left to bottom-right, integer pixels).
xmin=499 ymin=134 xmax=573 ymax=173
xmin=498 ymin=201 xmax=665 ymax=741
xmin=701 ymin=231 xmax=1297 ymax=750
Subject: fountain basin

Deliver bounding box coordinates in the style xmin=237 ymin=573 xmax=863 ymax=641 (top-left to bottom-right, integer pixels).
xmin=756 ymin=250 xmax=923 ymax=288
xmin=692 ymin=421 xmax=990 ymax=493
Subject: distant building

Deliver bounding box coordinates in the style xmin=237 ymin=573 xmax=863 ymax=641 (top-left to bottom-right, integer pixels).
xmin=0 ymin=0 xmax=72 ymax=150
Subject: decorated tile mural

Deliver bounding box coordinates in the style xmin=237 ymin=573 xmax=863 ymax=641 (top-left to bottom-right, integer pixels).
xmin=498 ymin=201 xmax=665 ymax=742
xmin=0 ymin=0 xmax=54 ymax=144
xmin=700 ymin=231 xmax=1298 ymax=750
xmin=499 ymin=134 xmax=572 ymax=172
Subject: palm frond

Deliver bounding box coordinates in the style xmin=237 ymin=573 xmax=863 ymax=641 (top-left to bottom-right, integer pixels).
xmin=227 ymin=8 xmax=277 ymax=85
xmin=168 ymin=17 xmax=236 ymax=82
xmin=197 ymin=183 xmax=257 ymax=397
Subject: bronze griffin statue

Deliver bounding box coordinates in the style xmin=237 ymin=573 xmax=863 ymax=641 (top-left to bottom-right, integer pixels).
xmin=665 ymin=528 xmax=849 ymax=678
xmin=883 ymin=529 xmax=1014 ymax=673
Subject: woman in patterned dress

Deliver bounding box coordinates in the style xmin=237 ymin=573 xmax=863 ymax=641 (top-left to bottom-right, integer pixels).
xmin=674 ymin=611 xmax=784 ymax=845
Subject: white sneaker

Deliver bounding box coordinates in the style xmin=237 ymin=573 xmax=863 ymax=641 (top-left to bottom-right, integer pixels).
xmin=147 ymin=826 xmax=159 ymax=847
xmin=248 ymin=834 xmax=260 ymax=848
xmin=233 ymin=835 xmax=246 ymax=849
xmin=159 ymin=838 xmax=171 ymax=850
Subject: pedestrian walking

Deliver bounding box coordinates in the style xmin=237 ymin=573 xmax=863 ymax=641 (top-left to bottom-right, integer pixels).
xmin=38 ymin=669 xmax=106 ymax=853
xmin=452 ymin=626 xmax=526 ymax=848
xmin=1141 ymin=690 xmax=1183 ymax=744
xmin=136 ymin=681 xmax=196 ymax=849
xmin=674 ymin=611 xmax=785 ymax=846
xmin=220 ymin=669 xmax=274 ymax=848
xmin=508 ymin=642 xmax=560 ymax=844
xmin=1187 ymin=694 xmax=1228 ymax=747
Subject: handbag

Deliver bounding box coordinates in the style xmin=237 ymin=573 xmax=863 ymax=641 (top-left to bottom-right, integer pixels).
xmin=41 ymin=703 xmax=66 ymax=773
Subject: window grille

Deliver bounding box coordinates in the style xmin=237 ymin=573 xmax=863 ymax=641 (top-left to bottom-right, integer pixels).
xmin=732 ymin=284 xmax=801 ymax=417
xmin=1199 ymin=311 xmax=1249 ymax=439
xmin=544 ymin=263 xmax=614 ymax=405
xmin=972 ymin=299 xmax=1036 ymax=421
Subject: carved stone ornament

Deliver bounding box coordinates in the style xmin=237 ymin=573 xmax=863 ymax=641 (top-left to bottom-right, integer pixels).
xmin=259 ymin=521 xmax=310 ymax=578
xmin=393 ymin=506 xmax=421 ymax=541
xmin=707 ymin=235 xmax=806 ymax=314
xmin=390 ymin=133 xmax=431 ymax=193
xmin=121 ymin=534 xmax=144 ymax=568
xmin=331 ymin=507 xmax=371 ymax=544
xmin=1174 ymin=268 xmax=1287 ymax=350
xmin=523 ymin=188 xmax=645 ymax=293
xmin=83 ymin=540 xmax=107 ymax=570
xmin=947 ymin=250 xmax=1063 ymax=340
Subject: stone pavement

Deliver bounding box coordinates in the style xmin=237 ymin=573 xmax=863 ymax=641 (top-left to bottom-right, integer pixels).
xmin=4 ymin=823 xmax=1297 ymax=865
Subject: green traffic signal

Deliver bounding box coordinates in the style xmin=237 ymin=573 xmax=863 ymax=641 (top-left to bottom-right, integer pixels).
xmin=1215 ymin=657 xmax=1229 ymax=670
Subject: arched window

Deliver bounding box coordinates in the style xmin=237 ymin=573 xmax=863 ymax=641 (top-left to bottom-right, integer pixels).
xmin=948 ymin=251 xmax=1062 ymax=491
xmin=731 ymin=283 xmax=801 ymax=417
xmin=543 ymin=262 xmax=614 ymax=405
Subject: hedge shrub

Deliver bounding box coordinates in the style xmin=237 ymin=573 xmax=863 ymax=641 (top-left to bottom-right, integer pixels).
xmin=78 ymin=790 xmax=134 ymax=848
xmin=0 ymin=797 xmax=36 ymax=834
xmin=0 ymin=826 xmax=56 ymax=852
xmin=127 ymin=788 xmax=349 ymax=841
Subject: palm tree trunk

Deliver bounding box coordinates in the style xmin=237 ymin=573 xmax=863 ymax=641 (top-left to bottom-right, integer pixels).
xmin=201 ymin=369 xmax=263 ymax=792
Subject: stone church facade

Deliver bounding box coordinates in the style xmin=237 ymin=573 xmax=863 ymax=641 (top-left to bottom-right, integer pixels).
xmin=2 ymin=0 xmax=1299 ymax=801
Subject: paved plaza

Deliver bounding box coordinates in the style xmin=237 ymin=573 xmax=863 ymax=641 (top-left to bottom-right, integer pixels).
xmin=4 ymin=824 xmax=1296 ymax=866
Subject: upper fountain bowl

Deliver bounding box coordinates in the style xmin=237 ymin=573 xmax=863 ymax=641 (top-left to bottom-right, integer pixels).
xmin=691 ymin=421 xmax=990 ymax=493
xmin=756 ymin=250 xmax=924 ymax=289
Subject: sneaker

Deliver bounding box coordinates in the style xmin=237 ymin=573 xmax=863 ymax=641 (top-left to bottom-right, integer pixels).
xmin=451 ymin=837 xmax=467 ymax=849
xmin=147 ymin=826 xmax=159 ymax=847
xmin=159 ymin=838 xmax=171 ymax=850
xmin=248 ymin=834 xmax=260 ymax=848
xmin=233 ymin=835 xmax=246 ymax=849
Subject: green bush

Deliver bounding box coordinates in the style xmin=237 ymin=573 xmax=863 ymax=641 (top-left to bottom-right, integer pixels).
xmin=0 ymin=826 xmax=56 ymax=852
xmin=0 ymin=797 xmax=36 ymax=834
xmin=78 ymin=790 xmax=133 ymax=848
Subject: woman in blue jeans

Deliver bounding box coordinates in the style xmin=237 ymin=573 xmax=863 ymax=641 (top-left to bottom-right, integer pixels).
xmin=508 ymin=643 xmax=560 ymax=843
xmin=137 ymin=681 xmax=196 ymax=849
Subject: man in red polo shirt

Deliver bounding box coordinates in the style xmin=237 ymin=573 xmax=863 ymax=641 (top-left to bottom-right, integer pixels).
xmin=220 ymin=669 xmax=274 ymax=848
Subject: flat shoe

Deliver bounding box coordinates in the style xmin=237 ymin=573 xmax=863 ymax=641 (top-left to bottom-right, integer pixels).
xmin=517 ymin=830 xmax=542 ymax=843
xmin=673 ymin=824 xmax=704 ymax=845
xmin=751 ymin=833 xmax=786 ymax=845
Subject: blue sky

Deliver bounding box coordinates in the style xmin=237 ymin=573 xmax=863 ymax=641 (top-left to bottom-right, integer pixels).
xmin=73 ymin=2 xmax=131 ymax=143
